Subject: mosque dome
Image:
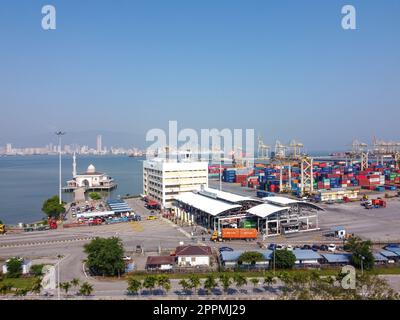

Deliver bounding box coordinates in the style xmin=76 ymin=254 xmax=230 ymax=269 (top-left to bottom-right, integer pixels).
xmin=87 ymin=164 xmax=96 ymax=174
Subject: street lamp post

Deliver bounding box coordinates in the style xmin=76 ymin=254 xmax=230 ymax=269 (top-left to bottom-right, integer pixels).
xmin=361 ymin=255 xmax=365 ymax=275
xmin=56 ymin=254 xmax=63 ymax=300
xmin=273 ymin=247 xmax=276 ymax=275
xmin=55 ymin=131 xmax=66 ymax=205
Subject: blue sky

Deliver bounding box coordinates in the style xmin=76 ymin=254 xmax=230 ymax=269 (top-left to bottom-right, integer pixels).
xmin=0 ymin=0 xmax=399 ymax=150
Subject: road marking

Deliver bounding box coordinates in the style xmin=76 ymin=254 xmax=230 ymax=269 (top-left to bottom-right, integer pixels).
xmin=0 ymin=237 xmax=95 ymax=248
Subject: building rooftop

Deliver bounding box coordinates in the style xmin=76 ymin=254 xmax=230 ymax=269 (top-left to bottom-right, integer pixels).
xmin=321 ymin=253 xmax=352 ymax=263
xmin=201 ymin=187 xmax=262 ymax=204
xmin=246 ymin=203 xmax=290 ymax=218
xmin=146 ymin=256 xmax=176 ymax=266
xmin=175 ymin=192 xmax=241 ymax=216
xmin=292 ymin=249 xmax=322 ymax=261
xmin=175 ymin=245 xmax=212 ymax=256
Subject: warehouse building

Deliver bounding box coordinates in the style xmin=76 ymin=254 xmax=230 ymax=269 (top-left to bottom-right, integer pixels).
xmin=174 ymin=189 xmax=323 ymax=236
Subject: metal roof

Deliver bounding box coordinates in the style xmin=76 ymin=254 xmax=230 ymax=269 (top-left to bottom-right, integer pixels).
xmin=379 ymin=250 xmax=400 ymax=258
xmin=293 ymin=249 xmax=322 ymax=261
xmin=175 ymin=192 xmax=241 ymax=216
xmin=263 ymin=196 xmax=300 ymax=205
xmin=220 ymin=250 xmax=273 ymax=262
xmin=201 ymin=187 xmax=262 ymax=204
xmin=386 ymin=247 xmax=400 ymax=255
xmin=246 ymin=203 xmax=290 ymax=218
xmin=373 ymin=253 xmax=388 ymax=262
xmin=263 ymin=196 xmax=324 ymax=211
xmin=321 ymin=253 xmax=352 ymax=263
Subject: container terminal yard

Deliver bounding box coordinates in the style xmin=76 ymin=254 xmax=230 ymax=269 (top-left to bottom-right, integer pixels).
xmin=1 ymin=138 xmax=400 ymax=298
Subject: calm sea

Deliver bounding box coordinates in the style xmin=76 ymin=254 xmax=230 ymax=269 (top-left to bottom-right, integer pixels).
xmin=0 ymin=155 xmax=144 ymax=224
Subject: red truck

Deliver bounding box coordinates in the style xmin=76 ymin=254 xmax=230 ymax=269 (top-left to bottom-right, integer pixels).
xmin=211 ymin=228 xmax=258 ymax=241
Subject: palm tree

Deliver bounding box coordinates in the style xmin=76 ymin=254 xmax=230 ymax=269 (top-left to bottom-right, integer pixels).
xmin=127 ymin=277 xmax=142 ymax=296
xmin=71 ymin=278 xmax=80 ymax=294
xmin=14 ymin=288 xmax=29 ymax=297
xmin=157 ymin=275 xmax=171 ymax=295
xmin=233 ymin=273 xmax=247 ymax=293
xmin=179 ymin=279 xmax=191 ymax=294
xmin=250 ymin=278 xmax=259 ymax=290
xmin=0 ymin=284 xmax=12 ymax=295
xmin=263 ymin=273 xmax=276 ymax=292
xmin=204 ymin=275 xmax=218 ymax=295
xmin=188 ymin=274 xmax=201 ymax=295
xmin=30 ymin=277 xmax=43 ymax=295
xmin=59 ymin=282 xmax=72 ymax=297
xmin=219 ymin=274 xmax=232 ymax=294
xmin=79 ymin=282 xmax=94 ymax=297
xmin=143 ymin=275 xmax=157 ymax=295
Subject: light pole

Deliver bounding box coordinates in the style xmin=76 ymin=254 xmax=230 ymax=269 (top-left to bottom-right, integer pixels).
xmin=219 ymin=156 xmax=222 ymax=191
xmin=360 ymin=255 xmax=365 ymax=275
xmin=273 ymin=246 xmax=276 ymax=275
xmin=56 ymin=254 xmax=63 ymax=300
xmin=55 ymin=131 xmax=66 ymax=204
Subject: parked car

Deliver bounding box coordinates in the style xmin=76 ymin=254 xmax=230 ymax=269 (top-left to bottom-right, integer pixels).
xmin=123 ymin=256 xmax=132 ymax=261
xmin=286 ymin=245 xmax=294 ymax=251
xmin=328 ymin=244 xmax=337 ymax=252
xmin=302 ymin=244 xmax=312 ymax=250
xmin=311 ymin=244 xmax=320 ymax=252
xmin=276 ymin=244 xmax=286 ymax=250
xmin=268 ymin=243 xmax=277 ymax=250
xmin=219 ymin=246 xmax=234 ymax=252
xmin=147 ymin=215 xmax=157 ymax=220
xmin=320 ymin=245 xmax=329 ymax=251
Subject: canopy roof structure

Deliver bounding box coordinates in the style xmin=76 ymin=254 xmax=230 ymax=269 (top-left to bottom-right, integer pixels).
xmin=175 ymin=192 xmax=241 ymax=216
xmin=246 ymin=203 xmax=290 ymax=218
xmin=201 ymin=187 xmax=263 ymax=204
xmin=263 ymin=196 xmax=324 ymax=211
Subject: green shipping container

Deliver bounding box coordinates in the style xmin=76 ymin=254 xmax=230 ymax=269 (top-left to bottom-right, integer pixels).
xmin=240 ymin=220 xmax=257 ymax=229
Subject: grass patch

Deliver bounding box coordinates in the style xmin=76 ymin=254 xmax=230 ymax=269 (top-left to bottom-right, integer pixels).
xmin=0 ymin=277 xmax=36 ymax=291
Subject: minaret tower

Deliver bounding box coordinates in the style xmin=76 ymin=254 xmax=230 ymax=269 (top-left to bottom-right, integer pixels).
xmin=72 ymin=152 xmax=77 ymax=178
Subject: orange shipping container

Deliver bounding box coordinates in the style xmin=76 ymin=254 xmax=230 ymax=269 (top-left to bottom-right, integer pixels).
xmin=221 ymin=228 xmax=258 ymax=239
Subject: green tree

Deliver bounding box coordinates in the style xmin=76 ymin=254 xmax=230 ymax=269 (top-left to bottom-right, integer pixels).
xmin=274 ymin=250 xmax=296 ymax=269
xmin=31 ymin=264 xmax=44 ymax=277
xmin=84 ymin=237 xmax=125 ymax=276
xmin=0 ymin=284 xmax=12 ymax=295
xmin=30 ymin=277 xmax=43 ymax=295
xmin=157 ymin=275 xmax=171 ymax=295
xmin=14 ymin=288 xmax=29 ymax=297
xmin=250 ymin=278 xmax=259 ymax=289
xmin=179 ymin=279 xmax=191 ymax=294
xmin=89 ymin=192 xmax=102 ymax=201
xmin=233 ymin=273 xmax=247 ymax=292
xmin=238 ymin=252 xmax=264 ymax=266
xmin=344 ymin=237 xmax=375 ymax=271
xmin=42 ymin=196 xmax=65 ymax=219
xmin=59 ymin=282 xmax=72 ymax=296
xmin=263 ymin=273 xmax=276 ymax=290
xmin=127 ymin=277 xmax=142 ymax=295
xmin=219 ymin=274 xmax=232 ymax=294
xmin=203 ymin=275 xmax=218 ymax=295
xmin=6 ymin=257 xmax=23 ymax=278
xmin=188 ymin=274 xmax=201 ymax=294
xmin=79 ymin=282 xmax=94 ymax=296
xmin=143 ymin=275 xmax=157 ymax=294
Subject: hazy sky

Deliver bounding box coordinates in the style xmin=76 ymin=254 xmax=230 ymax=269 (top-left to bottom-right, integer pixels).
xmin=0 ymin=0 xmax=399 ymax=150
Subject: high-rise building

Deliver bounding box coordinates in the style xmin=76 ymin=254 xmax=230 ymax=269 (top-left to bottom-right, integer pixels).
xmin=6 ymin=143 xmax=12 ymax=154
xmin=143 ymin=155 xmax=208 ymax=209
xmin=96 ymin=135 xmax=102 ymax=154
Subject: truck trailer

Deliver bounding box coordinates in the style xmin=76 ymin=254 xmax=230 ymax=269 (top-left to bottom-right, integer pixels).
xmin=211 ymin=228 xmax=258 ymax=241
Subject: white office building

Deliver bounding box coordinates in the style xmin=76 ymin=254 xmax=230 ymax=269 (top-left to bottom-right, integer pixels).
xmin=143 ymin=157 xmax=208 ymax=209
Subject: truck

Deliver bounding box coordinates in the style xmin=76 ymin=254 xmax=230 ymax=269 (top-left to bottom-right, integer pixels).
xmin=211 ymin=228 xmax=258 ymax=241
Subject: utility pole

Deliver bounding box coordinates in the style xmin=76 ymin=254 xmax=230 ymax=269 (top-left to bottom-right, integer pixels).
xmin=55 ymin=131 xmax=66 ymax=204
